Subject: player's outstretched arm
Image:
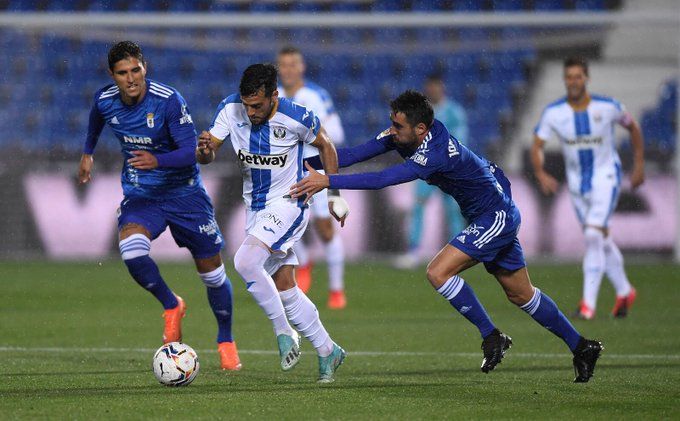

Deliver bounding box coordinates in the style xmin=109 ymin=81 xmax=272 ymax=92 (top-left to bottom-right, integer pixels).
xmin=530 ymin=135 xmax=559 ymax=195
xmin=292 ymin=161 xmax=419 ymax=199
xmin=305 ymin=135 xmax=393 ymax=171
xmin=625 ymin=119 xmax=645 ymax=189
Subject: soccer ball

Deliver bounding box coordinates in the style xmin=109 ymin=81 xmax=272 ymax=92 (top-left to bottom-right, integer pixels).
xmin=152 ymin=342 xmax=200 ymax=386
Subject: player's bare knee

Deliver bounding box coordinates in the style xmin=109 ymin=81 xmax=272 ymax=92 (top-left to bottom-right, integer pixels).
xmin=195 ymin=254 xmax=222 ymax=273
xmin=506 ymin=290 xmax=530 ymax=306
xmin=119 ymin=223 xmax=150 ymax=241
xmin=273 ymin=266 xmax=296 ymax=291
xmin=426 ymin=264 xmax=450 ymax=289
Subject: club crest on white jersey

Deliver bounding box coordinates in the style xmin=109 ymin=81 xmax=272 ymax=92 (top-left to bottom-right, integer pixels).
xmin=209 ymin=95 xmax=320 ymax=210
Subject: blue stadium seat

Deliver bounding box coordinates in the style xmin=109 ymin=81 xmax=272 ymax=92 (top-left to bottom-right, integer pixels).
xmin=534 ymin=0 xmax=564 ymax=11
xmin=453 ymin=0 xmax=484 ymax=11
xmin=492 ymin=0 xmax=526 ymax=11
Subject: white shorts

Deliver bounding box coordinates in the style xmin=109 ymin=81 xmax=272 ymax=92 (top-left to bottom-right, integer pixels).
xmin=570 ymin=178 xmax=621 ymax=228
xmin=246 ymin=199 xmax=310 ymax=256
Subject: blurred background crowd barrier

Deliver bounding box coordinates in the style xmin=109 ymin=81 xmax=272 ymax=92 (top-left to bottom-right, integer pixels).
xmin=0 ymin=0 xmax=677 ymax=261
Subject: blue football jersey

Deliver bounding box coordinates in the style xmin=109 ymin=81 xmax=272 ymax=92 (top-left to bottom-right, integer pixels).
xmin=327 ymin=119 xmax=513 ymax=221
xmin=394 ymin=120 xmax=512 ymax=220
xmin=85 ymin=79 xmax=201 ymax=199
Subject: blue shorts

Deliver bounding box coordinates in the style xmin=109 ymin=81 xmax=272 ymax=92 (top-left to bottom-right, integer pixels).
xmin=449 ymin=205 xmax=526 ymax=274
xmin=117 ymin=188 xmax=224 ymax=259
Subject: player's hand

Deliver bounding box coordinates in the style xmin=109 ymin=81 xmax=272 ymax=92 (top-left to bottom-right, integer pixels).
xmin=78 ymin=154 xmax=94 ymax=184
xmin=290 ymin=162 xmax=330 ymax=205
xmin=536 ymin=171 xmax=559 ymax=195
xmin=196 ymin=131 xmax=216 ymax=164
xmin=198 ymin=130 xmax=218 ymax=151
xmin=128 ymin=150 xmax=158 ymax=170
xmin=630 ymin=165 xmax=645 ymax=189
xmin=328 ymin=192 xmax=350 ymax=227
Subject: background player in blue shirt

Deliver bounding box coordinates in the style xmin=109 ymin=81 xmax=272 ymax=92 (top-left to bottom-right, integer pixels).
xmin=292 ymin=90 xmax=603 ymax=382
xmin=77 ymin=41 xmax=241 ymax=370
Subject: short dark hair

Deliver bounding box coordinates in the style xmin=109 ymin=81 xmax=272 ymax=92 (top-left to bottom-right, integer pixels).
xmin=239 ymin=63 xmax=278 ymax=97
xmin=108 ymin=41 xmax=144 ymax=70
xmin=564 ymin=56 xmax=589 ymax=76
xmin=278 ymin=45 xmax=302 ymax=56
xmin=425 ymin=73 xmax=444 ymax=84
xmin=390 ymin=90 xmax=434 ymax=128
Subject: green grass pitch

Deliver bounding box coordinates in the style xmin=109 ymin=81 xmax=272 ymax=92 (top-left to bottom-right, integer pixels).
xmin=1 ymin=261 xmax=679 ymax=419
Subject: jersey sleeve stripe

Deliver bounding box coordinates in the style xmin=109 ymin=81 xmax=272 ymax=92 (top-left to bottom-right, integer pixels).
xmin=150 ymin=82 xmax=173 ymax=96
xmin=149 ymin=87 xmax=171 ymax=98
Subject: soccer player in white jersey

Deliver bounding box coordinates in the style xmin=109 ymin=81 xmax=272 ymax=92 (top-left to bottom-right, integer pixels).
xmin=531 ymin=57 xmax=644 ymax=320
xmin=277 ymin=46 xmax=348 ymax=309
xmin=197 ymin=64 xmax=346 ymax=383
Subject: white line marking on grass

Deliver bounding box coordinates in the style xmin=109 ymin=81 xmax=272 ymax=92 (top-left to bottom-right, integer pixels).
xmin=0 ymin=346 xmax=678 ymax=360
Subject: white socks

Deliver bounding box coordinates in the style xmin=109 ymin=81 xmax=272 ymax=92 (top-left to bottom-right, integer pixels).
xmin=234 ymin=243 xmax=295 ymax=337
xmin=293 ymin=233 xmax=345 ymax=293
xmin=583 ymin=227 xmax=634 ymax=310
xmin=603 ymin=236 xmax=633 ymax=297
xmin=582 ymin=227 xmax=606 ymax=310
xmin=326 ymin=234 xmax=345 ymax=292
xmin=280 ymin=286 xmax=334 ymax=357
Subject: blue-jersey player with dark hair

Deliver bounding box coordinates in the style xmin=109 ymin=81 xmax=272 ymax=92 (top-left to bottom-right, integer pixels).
xmin=292 ymin=90 xmax=603 ymax=383
xmin=77 ymin=41 xmax=241 ymax=371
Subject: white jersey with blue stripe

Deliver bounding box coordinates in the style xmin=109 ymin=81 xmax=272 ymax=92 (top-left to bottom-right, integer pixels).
xmin=209 ymin=95 xmax=320 ymax=210
xmin=279 ymin=81 xmax=345 ymax=158
xmin=534 ymin=94 xmax=632 ymax=195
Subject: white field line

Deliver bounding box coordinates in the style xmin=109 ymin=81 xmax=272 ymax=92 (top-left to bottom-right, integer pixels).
xmin=0 ymin=346 xmax=678 ymax=360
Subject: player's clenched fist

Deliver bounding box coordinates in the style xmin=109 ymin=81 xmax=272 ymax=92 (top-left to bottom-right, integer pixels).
xmin=78 ymin=154 xmax=94 ymax=184
xmin=196 ymin=130 xmax=217 ymax=164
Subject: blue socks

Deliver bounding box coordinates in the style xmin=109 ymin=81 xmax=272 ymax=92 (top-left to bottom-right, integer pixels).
xmin=124 ymin=255 xmax=178 ymax=310
xmin=521 ymin=288 xmax=582 ymax=351
xmin=200 ymin=265 xmax=234 ymax=343
xmin=437 ymin=275 xmax=497 ymax=339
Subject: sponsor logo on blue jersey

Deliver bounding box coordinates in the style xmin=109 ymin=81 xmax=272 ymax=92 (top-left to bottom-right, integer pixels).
xmin=124 ymin=135 xmax=153 ymax=145
xmin=412 ymin=153 xmax=428 ymax=166
xmin=448 ymin=137 xmax=460 ymax=157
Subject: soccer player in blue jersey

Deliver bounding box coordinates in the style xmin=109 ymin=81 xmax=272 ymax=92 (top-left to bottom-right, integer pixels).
xmin=292 ymin=90 xmax=603 ymax=382
xmin=395 ymin=74 xmax=469 ymax=269
xmin=77 ymin=41 xmax=241 ymax=370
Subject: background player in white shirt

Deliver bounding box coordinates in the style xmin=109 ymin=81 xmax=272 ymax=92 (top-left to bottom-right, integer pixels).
xmin=277 ymin=46 xmax=348 ymax=309
xmin=531 ymin=57 xmax=644 ymax=320
xmin=198 ymin=64 xmax=346 ymax=383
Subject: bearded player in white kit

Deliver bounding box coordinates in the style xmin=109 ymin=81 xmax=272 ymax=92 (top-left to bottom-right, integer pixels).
xmin=197 ymin=64 xmax=346 ymax=383
xmin=277 ymin=46 xmax=348 ymax=309
xmin=531 ymin=57 xmax=644 ymax=320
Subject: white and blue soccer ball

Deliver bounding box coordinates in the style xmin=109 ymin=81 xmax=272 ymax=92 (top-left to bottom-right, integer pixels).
xmin=152 ymin=342 xmax=199 ymax=386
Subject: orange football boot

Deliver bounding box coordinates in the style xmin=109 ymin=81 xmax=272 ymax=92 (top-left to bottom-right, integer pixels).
xmin=573 ymin=300 xmax=595 ymax=320
xmin=612 ymin=287 xmax=637 ymax=318
xmin=218 ymin=341 xmax=242 ymax=371
xmin=296 ymin=263 xmax=313 ymax=293
xmin=327 ymin=290 xmax=347 ymax=310
xmin=162 ymin=296 xmax=186 ymax=343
